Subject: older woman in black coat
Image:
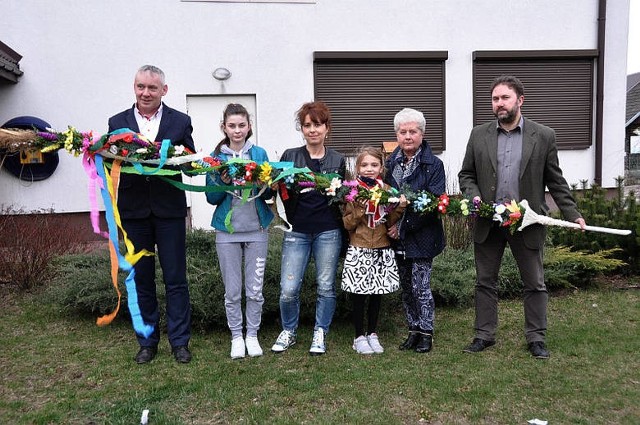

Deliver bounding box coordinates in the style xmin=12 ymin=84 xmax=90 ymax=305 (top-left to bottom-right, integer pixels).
xmin=385 ymin=108 xmax=446 ymax=353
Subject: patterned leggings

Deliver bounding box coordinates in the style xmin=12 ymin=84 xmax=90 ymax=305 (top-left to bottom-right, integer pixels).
xmin=397 ymin=257 xmax=434 ymax=333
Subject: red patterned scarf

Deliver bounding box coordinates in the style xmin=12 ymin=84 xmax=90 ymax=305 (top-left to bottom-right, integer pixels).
xmin=357 ymin=177 xmax=388 ymax=228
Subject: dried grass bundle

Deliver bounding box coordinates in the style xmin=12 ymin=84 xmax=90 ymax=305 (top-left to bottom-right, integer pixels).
xmin=0 ymin=128 xmax=37 ymax=152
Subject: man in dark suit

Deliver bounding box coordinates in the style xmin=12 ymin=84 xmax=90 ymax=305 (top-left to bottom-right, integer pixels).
xmin=108 ymin=65 xmax=195 ymax=364
xmin=458 ymin=75 xmax=586 ymax=359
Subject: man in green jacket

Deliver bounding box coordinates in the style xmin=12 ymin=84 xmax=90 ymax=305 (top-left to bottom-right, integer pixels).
xmin=458 ymin=75 xmax=586 ymax=359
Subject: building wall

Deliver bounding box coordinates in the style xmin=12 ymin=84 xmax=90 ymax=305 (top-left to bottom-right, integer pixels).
xmin=0 ymin=0 xmax=630 ymax=216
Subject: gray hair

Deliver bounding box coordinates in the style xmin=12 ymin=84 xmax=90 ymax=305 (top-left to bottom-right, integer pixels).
xmin=393 ymin=108 xmax=426 ymax=133
xmin=137 ymin=65 xmax=166 ymax=85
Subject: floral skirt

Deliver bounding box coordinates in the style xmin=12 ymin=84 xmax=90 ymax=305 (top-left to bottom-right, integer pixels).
xmin=341 ymin=245 xmax=400 ymax=294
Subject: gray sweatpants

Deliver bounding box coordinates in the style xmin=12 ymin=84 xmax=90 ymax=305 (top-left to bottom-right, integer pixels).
xmin=216 ymin=240 xmax=268 ymax=338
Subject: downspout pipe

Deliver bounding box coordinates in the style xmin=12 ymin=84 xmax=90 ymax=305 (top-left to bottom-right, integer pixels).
xmin=595 ymin=0 xmax=606 ymax=186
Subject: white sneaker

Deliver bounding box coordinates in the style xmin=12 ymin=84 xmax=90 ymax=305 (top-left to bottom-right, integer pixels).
xmin=230 ymin=336 xmax=246 ymax=359
xmin=245 ymin=336 xmax=263 ymax=357
xmin=309 ymin=328 xmax=326 ymax=356
xmin=353 ymin=335 xmax=374 ymax=354
xmin=271 ymin=330 xmax=296 ymax=353
xmin=367 ymin=333 xmax=384 ymax=354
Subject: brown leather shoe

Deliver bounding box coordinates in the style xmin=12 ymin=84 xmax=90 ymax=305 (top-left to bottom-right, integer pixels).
xmin=135 ymin=346 xmax=157 ymax=364
xmin=462 ymin=338 xmax=495 ymax=353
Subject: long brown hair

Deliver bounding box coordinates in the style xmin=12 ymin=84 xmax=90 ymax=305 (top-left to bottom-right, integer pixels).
xmin=214 ymin=103 xmax=253 ymax=155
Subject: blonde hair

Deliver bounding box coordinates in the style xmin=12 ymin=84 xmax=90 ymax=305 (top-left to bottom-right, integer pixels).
xmin=355 ymin=146 xmax=386 ymax=177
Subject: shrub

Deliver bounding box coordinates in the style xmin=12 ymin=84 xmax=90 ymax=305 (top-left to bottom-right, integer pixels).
xmin=543 ymin=246 xmax=626 ymax=289
xmin=48 ymin=229 xmax=351 ymax=331
xmin=430 ymin=246 xmax=521 ymax=305
xmin=430 ymin=247 xmax=476 ymax=307
xmin=47 ymin=228 xmax=626 ymax=331
xmin=431 ymin=244 xmax=625 ymax=307
xmin=49 ymin=251 xmax=119 ymax=317
xmin=0 ymin=208 xmax=85 ymax=290
xmin=548 ymin=178 xmax=640 ymax=272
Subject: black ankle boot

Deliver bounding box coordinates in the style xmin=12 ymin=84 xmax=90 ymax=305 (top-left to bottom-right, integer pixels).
xmin=399 ymin=332 xmax=419 ymax=350
xmin=415 ymin=333 xmax=433 ymax=353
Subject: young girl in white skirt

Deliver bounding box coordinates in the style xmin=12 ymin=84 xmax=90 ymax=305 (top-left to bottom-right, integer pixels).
xmin=341 ymin=147 xmax=407 ymax=354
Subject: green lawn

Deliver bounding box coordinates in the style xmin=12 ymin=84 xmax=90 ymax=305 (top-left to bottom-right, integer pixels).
xmin=1 ymin=285 xmax=638 ymax=424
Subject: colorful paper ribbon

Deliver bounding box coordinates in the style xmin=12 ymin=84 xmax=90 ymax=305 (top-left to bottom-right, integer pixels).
xmin=92 ymin=154 xmax=154 ymax=337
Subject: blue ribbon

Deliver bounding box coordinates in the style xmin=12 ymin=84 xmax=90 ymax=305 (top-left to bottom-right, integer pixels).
xmin=132 ymin=139 xmax=171 ymax=175
xmin=95 ymin=154 xmax=154 ymax=338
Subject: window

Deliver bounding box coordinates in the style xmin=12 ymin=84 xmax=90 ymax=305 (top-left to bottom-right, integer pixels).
xmin=473 ymin=50 xmax=597 ymax=150
xmin=314 ymin=51 xmax=447 ymax=155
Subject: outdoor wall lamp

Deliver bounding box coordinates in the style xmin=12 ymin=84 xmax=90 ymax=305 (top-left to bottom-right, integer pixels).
xmin=212 ymin=67 xmax=232 ymax=81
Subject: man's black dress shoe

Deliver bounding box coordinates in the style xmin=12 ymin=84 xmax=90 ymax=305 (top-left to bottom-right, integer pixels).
xmin=462 ymin=338 xmax=495 ymax=353
xmin=135 ymin=346 xmax=157 ymax=364
xmin=399 ymin=332 xmax=419 ymax=350
xmin=415 ymin=333 xmax=433 ymax=353
xmin=528 ymin=341 xmax=550 ymax=359
xmin=172 ymin=345 xmax=192 ymax=363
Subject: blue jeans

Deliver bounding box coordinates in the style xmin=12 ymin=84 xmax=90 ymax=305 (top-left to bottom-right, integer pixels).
xmin=279 ymin=229 xmax=341 ymax=333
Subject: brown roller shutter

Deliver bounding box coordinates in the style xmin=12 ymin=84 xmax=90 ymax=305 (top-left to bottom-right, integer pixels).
xmin=314 ymin=52 xmax=447 ymax=155
xmin=473 ymin=50 xmax=597 ymax=150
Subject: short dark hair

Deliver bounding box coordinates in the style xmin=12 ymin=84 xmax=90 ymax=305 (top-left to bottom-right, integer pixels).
xmin=295 ymin=101 xmax=332 ymax=131
xmin=490 ymin=75 xmax=525 ymax=98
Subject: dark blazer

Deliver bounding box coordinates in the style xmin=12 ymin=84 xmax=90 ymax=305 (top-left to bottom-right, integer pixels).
xmin=458 ymin=117 xmax=581 ymax=249
xmin=108 ymin=103 xmax=195 ymax=219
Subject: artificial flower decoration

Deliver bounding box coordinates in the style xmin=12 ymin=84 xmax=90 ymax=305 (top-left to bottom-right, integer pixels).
xmin=244 ymin=161 xmax=257 ymax=181
xmin=345 ymin=187 xmax=359 ymax=203
xmin=204 ymin=156 xmax=221 ymax=167
xmin=442 ymin=196 xmax=470 ymax=217
xmin=459 ymin=198 xmax=470 ymax=216
xmin=504 ymin=200 xmax=524 ymax=232
xmin=437 ymin=194 xmax=450 ymax=214
xmin=298 ymin=180 xmax=316 ymax=189
xmin=493 ymin=203 xmax=507 ymax=223
xmin=369 ymin=186 xmax=382 ymax=206
xmin=37 ymin=126 xmax=88 ymax=156
xmin=472 ymin=199 xmax=526 ymax=233
xmin=280 ymin=170 xmax=319 ymax=193
xmin=191 ymin=156 xmax=222 ymax=170
xmin=412 ymin=191 xmax=435 ymax=213
xmin=325 ymin=177 xmax=342 ymax=197
xmin=86 ymin=130 xmax=196 ymax=162
xmin=258 ymin=161 xmax=274 ymax=185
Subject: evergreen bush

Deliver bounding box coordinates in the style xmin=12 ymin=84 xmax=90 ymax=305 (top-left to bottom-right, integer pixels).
xmin=547 ymin=178 xmax=640 ymax=272
xmin=48 ymin=228 xmax=624 ymax=331
xmin=48 ymin=229 xmax=350 ymax=331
